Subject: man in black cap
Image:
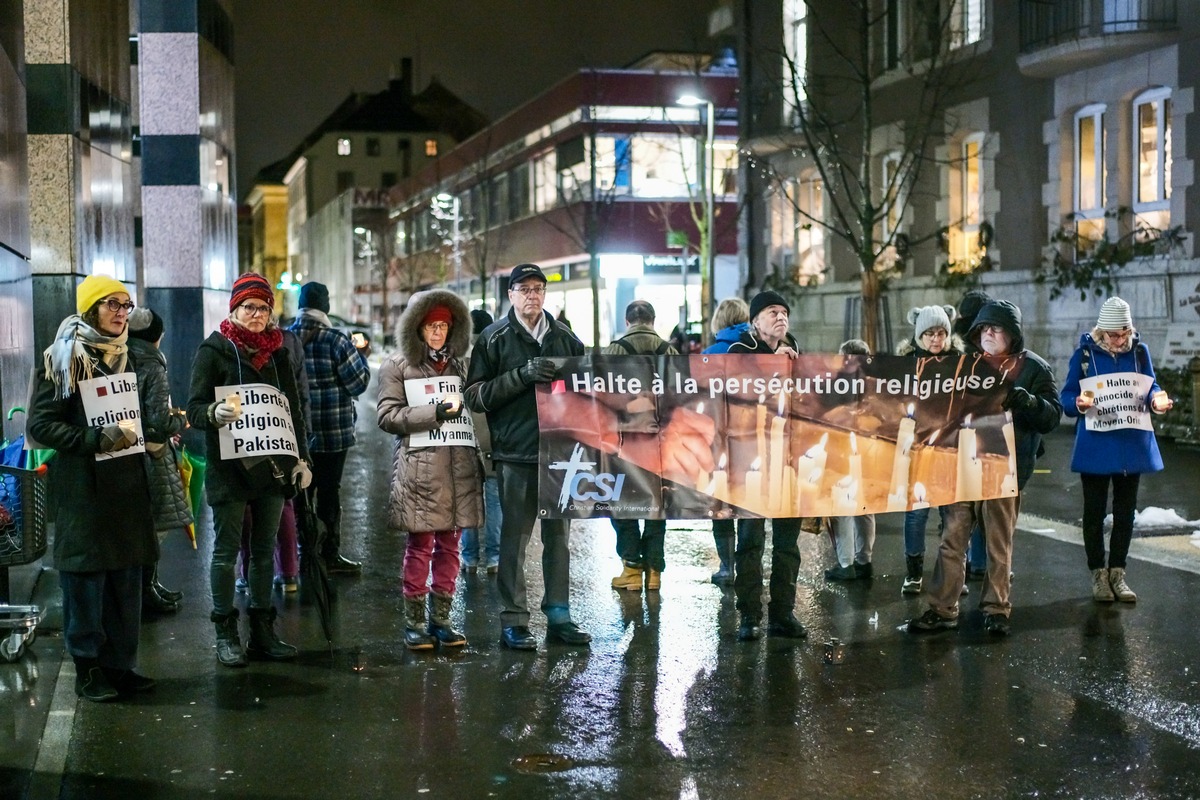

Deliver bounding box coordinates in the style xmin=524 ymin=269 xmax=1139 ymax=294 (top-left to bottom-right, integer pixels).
xmin=726 ymin=290 xmax=808 ymax=641
xmin=464 ymin=263 xmax=591 ymax=650
xmin=288 ymin=281 xmax=371 ymax=574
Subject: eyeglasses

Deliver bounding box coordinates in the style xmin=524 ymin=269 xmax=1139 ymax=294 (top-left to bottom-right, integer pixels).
xmin=103 ymin=298 xmax=135 ymax=313
xmin=422 ymin=322 xmax=450 ymax=333
xmin=980 ymin=324 xmax=1006 ymax=336
xmin=921 ymin=329 xmax=948 ymax=340
xmin=1104 ymin=329 xmax=1132 ymax=340
xmin=239 ymin=303 xmax=272 ymax=317
xmin=511 ymin=285 xmax=546 ymax=297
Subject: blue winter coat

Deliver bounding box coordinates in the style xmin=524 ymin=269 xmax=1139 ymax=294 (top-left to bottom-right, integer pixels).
xmin=703 ymin=323 xmax=750 ymax=354
xmin=1060 ymin=332 xmax=1164 ymax=476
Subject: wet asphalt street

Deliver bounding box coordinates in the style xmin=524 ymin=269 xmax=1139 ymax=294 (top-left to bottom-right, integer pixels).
xmin=3 ymin=384 xmax=1200 ymax=799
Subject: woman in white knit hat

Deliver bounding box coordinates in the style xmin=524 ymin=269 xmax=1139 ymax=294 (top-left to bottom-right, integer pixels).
xmin=1059 ymin=296 xmax=1173 ymax=603
xmin=894 ymin=305 xmax=964 ymax=595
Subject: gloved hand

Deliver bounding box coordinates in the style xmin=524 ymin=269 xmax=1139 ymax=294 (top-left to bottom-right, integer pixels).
xmin=213 ymin=400 xmax=240 ymax=426
xmin=291 ymin=460 xmax=312 ymax=490
xmin=518 ymin=357 xmax=557 ymax=385
xmin=97 ymin=424 xmax=136 ymax=453
xmin=435 ymin=401 xmax=462 ymax=421
xmin=1002 ymin=386 xmax=1036 ymax=412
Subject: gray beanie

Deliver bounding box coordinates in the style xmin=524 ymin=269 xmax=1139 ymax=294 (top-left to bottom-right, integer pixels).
xmin=1096 ymin=296 xmax=1133 ymax=330
xmin=907 ymin=304 xmax=956 ymax=339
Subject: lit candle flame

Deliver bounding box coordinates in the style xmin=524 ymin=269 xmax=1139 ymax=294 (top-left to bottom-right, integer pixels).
xmin=717 ymin=452 xmax=727 ymax=469
xmin=912 ymin=482 xmax=927 ymax=502
xmin=749 ymin=457 xmax=762 ymax=472
xmin=963 ymin=413 xmax=973 ymax=428
xmin=777 ymin=394 xmax=786 ymax=417
xmin=906 ymin=403 xmax=915 ymax=418
xmin=850 ymin=431 xmax=858 ymax=455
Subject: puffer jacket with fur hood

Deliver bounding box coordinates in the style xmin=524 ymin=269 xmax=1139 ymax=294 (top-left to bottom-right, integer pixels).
xmin=376 ymin=290 xmax=483 ymax=532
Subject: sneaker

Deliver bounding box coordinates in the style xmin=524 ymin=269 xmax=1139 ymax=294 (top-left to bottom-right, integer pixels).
xmin=1091 ymin=568 xmax=1114 ymax=602
xmin=1108 ymin=568 xmax=1136 ymax=602
xmin=983 ymin=613 xmax=1011 ymax=636
xmin=824 ymin=565 xmax=857 ymax=582
xmin=273 ymin=576 xmax=298 ymax=593
xmin=906 ymin=609 xmax=958 ymax=633
xmin=901 ymin=575 xmax=923 ymax=595
xmin=234 ymin=577 xmax=248 ymax=594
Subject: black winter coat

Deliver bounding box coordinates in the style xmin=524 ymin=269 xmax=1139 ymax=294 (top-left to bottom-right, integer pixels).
xmin=127 ymin=337 xmax=192 ymax=532
xmin=464 ymin=309 xmax=584 ymax=463
xmin=27 ymin=356 xmax=157 ymax=572
xmin=186 ymin=331 xmax=310 ymax=506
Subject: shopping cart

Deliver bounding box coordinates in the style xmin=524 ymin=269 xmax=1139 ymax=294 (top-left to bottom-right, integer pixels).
xmin=0 ymin=462 xmax=48 ymax=662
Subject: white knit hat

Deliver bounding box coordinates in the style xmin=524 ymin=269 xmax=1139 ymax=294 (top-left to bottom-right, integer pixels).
xmin=1096 ymin=296 xmax=1132 ymax=330
xmin=907 ymin=304 xmax=957 ymax=339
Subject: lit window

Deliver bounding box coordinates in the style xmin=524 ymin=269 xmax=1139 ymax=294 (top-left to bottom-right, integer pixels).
xmin=1132 ymin=88 xmax=1171 ymax=236
xmin=1074 ymin=105 xmax=1106 ymax=247
xmin=950 ymin=0 xmax=984 ymax=48
xmin=336 ymin=138 xmax=351 ymax=156
xmin=425 ymin=139 xmax=438 ymax=157
xmin=771 ymin=173 xmax=825 ymax=285
xmin=950 ymin=132 xmax=985 ymax=265
xmin=783 ymin=0 xmax=807 ymax=123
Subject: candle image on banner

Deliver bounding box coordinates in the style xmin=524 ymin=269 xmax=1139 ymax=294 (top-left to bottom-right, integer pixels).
xmin=694 ymin=402 xmax=710 ymax=490
xmin=768 ymin=395 xmax=786 ymax=514
xmin=1000 ymin=410 xmax=1019 ymax=495
xmin=955 ymin=414 xmax=983 ymax=502
xmin=215 ymin=383 xmax=299 ymax=459
xmin=706 ymin=451 xmax=729 ymax=503
xmin=80 ymin=374 xmax=146 ymax=461
xmin=755 ymin=394 xmax=767 ymax=469
xmin=743 ymin=457 xmax=763 ymax=510
xmin=887 ymin=405 xmax=915 ymax=511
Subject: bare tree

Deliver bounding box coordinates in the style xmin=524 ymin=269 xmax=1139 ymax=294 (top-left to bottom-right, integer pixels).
xmin=745 ymin=0 xmax=986 ymax=351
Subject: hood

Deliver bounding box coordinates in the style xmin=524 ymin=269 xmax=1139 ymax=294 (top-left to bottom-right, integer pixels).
xmin=126 ymin=335 xmax=165 ymax=366
xmin=398 ymin=289 xmax=472 ymax=364
xmin=968 ymin=300 xmax=1024 ymax=354
xmin=714 ymin=322 xmax=750 ymax=343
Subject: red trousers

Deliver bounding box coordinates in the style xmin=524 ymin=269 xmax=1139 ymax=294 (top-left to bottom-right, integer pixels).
xmin=403 ymin=529 xmax=462 ymax=598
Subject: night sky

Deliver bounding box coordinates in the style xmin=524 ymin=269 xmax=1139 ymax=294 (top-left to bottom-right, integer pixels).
xmin=231 ymin=0 xmax=718 ymax=198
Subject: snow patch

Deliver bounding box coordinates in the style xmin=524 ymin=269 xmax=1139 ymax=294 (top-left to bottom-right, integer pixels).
xmin=1106 ymin=506 xmax=1200 ymax=529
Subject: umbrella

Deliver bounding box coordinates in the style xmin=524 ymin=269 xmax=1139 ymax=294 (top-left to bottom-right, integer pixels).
xmin=180 ymin=446 xmax=206 ymax=524
xmin=295 ymin=487 xmax=334 ymax=647
xmin=175 ymin=444 xmax=197 ymax=548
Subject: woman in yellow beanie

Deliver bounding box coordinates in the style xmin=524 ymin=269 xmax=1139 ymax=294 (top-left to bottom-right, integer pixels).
xmin=27 ymin=274 xmax=158 ymax=702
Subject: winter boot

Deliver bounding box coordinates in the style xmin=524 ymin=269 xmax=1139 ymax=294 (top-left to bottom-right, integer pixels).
xmin=211 ymin=610 xmax=247 ymax=668
xmin=1092 ymin=568 xmax=1115 ymax=602
xmin=901 ymin=555 xmax=924 ymax=595
xmin=645 ymin=569 xmax=661 ymax=591
xmin=711 ymin=535 xmax=735 ymax=586
xmin=246 ymin=607 xmax=298 ymax=660
xmin=150 ymin=564 xmax=183 ymax=603
xmin=428 ymin=593 xmax=467 ymax=647
xmin=142 ymin=565 xmax=179 ymax=613
xmin=1108 ymin=567 xmax=1137 ymax=602
xmin=74 ymin=657 xmax=119 ymax=702
xmin=611 ymin=563 xmax=644 ymax=591
xmin=404 ymin=595 xmax=435 ymax=651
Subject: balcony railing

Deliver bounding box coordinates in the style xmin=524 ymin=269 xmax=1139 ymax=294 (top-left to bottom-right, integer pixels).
xmin=1019 ymin=0 xmax=1177 ymax=53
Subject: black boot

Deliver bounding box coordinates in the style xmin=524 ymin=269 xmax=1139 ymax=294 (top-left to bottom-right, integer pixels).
xmin=902 ymin=554 xmax=924 ymax=595
xmin=142 ymin=566 xmax=179 ymax=613
xmin=74 ymin=657 xmax=119 ymax=702
xmin=151 ymin=565 xmax=183 ymax=603
xmin=428 ymin=593 xmax=466 ymax=647
xmin=711 ymin=532 xmax=735 ymax=586
xmin=404 ymin=596 xmax=435 ymax=651
xmin=247 ymin=607 xmax=298 ymax=660
xmin=211 ymin=610 xmax=247 ymax=668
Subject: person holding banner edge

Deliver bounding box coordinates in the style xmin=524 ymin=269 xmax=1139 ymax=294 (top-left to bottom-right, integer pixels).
xmin=909 ymin=300 xmax=1060 ymax=637
xmin=464 ymin=263 xmax=591 ymax=651
xmin=377 ymin=289 xmax=482 ymax=650
xmin=726 ymin=290 xmax=809 ymax=641
xmin=187 ymin=272 xmax=312 ymax=667
xmin=1060 ymin=296 xmax=1171 ymax=603
xmin=28 ymin=274 xmax=156 ymax=701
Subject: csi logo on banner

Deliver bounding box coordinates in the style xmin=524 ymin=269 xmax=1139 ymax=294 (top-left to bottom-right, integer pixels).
xmin=549 ymin=443 xmax=626 ymax=512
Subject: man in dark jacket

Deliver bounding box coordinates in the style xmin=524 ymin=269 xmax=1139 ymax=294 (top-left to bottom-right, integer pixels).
xmin=726 ymin=291 xmax=808 ymax=642
xmin=909 ymin=299 xmax=1060 ymax=637
xmin=464 ymin=263 xmax=590 ymax=650
xmin=604 ymin=300 xmax=677 ymax=593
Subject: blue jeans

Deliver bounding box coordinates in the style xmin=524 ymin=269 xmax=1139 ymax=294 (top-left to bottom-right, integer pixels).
xmin=903 ymin=506 xmax=947 ymax=558
xmin=967 ymin=522 xmax=987 ymax=572
xmin=612 ymin=518 xmax=666 ymax=572
xmin=60 ymin=567 xmax=142 ymax=668
xmin=461 ymin=475 xmax=501 ymax=568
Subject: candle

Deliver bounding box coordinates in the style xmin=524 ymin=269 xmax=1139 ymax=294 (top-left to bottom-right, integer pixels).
xmin=1000 ymin=410 xmax=1019 ymax=496
xmin=755 ymin=394 xmax=767 ymax=468
xmin=695 ymin=402 xmax=710 ymax=490
xmin=797 ymin=465 xmax=823 ymax=517
xmin=832 ymin=474 xmax=858 ymax=515
xmin=888 ymin=405 xmax=916 ymax=510
xmin=955 ymin=415 xmax=983 ymax=502
xmin=706 ymin=452 xmax=729 ymax=502
xmin=782 ymin=465 xmax=796 ymax=515
xmin=768 ymin=396 xmax=786 ymax=514
xmin=911 ymin=482 xmax=931 ymax=509
xmin=744 ymin=457 xmax=763 ymax=512
xmin=848 ymin=432 xmax=863 ymax=503
xmin=799 ymin=432 xmax=828 ymax=477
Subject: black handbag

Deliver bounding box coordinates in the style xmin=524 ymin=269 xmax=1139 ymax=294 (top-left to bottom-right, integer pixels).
xmin=238 ymin=455 xmax=297 ymax=499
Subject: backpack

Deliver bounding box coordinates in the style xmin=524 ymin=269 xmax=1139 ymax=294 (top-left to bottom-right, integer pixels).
xmin=612 ymin=335 xmax=673 ymax=356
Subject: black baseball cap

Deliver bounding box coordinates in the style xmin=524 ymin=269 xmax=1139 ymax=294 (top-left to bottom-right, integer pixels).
xmin=508 ymin=263 xmax=547 ymax=285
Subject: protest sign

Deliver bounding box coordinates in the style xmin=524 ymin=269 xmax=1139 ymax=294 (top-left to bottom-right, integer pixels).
xmin=79 ymin=374 xmax=145 ymax=461
xmin=536 ymin=353 xmax=1026 ymax=520
xmin=1080 ymin=372 xmax=1154 ymax=432
xmin=403 ymin=375 xmax=476 ymax=447
xmin=215 ymin=383 xmax=299 ymax=459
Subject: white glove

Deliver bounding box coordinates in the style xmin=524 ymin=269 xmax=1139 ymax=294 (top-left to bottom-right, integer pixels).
xmin=291 ymin=460 xmax=312 ymax=490
xmin=213 ymin=401 xmax=240 ymax=426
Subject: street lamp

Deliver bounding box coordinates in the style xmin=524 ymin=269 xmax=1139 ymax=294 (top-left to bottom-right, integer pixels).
xmin=678 ymin=94 xmax=715 ymax=332
xmin=432 ymin=192 xmax=462 ymax=292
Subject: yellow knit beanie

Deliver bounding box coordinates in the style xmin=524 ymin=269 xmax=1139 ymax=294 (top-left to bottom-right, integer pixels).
xmin=76 ymin=274 xmax=129 ymax=314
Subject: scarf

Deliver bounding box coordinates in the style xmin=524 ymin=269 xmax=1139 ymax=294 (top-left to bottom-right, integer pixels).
xmin=42 ymin=315 xmax=129 ymax=400
xmin=220 ymin=317 xmax=283 ymax=371
xmin=299 ymin=307 xmax=333 ymax=328
xmin=428 ymin=345 xmax=451 ymax=375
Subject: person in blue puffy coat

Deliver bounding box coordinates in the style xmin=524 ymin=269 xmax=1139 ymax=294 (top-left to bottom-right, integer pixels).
xmin=1060 ymin=297 xmax=1172 ymax=604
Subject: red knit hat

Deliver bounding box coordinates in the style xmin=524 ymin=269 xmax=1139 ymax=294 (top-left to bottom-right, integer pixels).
xmin=230 ymin=273 xmax=274 ymax=312
xmin=422 ymin=305 xmax=453 ymax=328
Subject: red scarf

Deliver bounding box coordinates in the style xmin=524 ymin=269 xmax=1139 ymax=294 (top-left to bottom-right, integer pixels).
xmin=220 ymin=319 xmax=283 ymax=371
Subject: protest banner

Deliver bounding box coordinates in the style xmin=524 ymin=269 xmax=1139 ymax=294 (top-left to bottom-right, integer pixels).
xmin=79 ymin=374 xmax=145 ymax=461
xmin=215 ymin=383 xmax=299 ymax=459
xmin=536 ymin=352 xmax=1027 ymax=520
xmin=1080 ymin=372 xmax=1154 ymax=432
xmin=402 ymin=375 xmax=477 ymax=447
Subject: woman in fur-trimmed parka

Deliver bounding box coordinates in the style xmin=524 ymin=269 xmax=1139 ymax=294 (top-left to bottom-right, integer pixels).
xmin=377 ymin=289 xmax=483 ymax=651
